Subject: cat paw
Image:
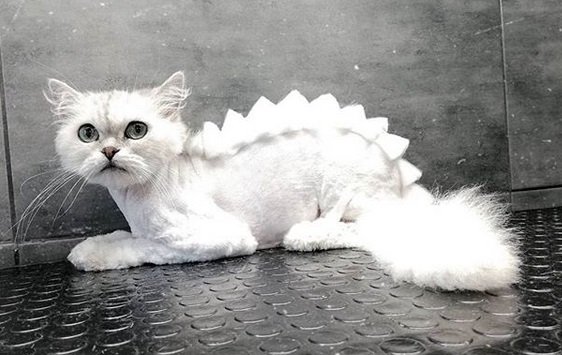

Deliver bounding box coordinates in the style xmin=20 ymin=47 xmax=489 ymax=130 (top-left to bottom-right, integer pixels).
xmin=68 ymin=237 xmax=110 ymax=271
xmin=67 ymin=231 xmax=136 ymax=271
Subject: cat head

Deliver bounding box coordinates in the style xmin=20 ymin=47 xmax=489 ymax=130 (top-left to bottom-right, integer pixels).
xmin=45 ymin=72 xmax=191 ymax=189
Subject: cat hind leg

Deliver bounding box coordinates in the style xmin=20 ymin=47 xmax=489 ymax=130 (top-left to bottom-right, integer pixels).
xmin=282 ymin=218 xmax=360 ymax=252
xmin=283 ymin=189 xmax=363 ymax=252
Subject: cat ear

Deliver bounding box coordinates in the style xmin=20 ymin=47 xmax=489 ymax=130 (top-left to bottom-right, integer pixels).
xmin=152 ymin=71 xmax=191 ymax=119
xmin=43 ymin=79 xmax=82 ymax=118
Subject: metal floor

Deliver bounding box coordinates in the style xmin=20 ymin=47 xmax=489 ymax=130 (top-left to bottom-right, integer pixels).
xmin=0 ymin=208 xmax=561 ymax=355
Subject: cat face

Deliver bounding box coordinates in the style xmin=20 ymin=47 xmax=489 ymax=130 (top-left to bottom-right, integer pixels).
xmin=46 ymin=72 xmax=190 ymax=189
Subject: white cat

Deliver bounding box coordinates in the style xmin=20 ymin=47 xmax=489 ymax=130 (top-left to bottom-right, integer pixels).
xmin=44 ymin=72 xmax=520 ymax=291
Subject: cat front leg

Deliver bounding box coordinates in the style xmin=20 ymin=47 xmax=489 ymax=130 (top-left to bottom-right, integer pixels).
xmin=67 ymin=204 xmax=259 ymax=271
xmin=154 ymin=208 xmax=259 ymax=263
xmin=68 ymin=222 xmax=258 ymax=271
xmin=67 ymin=230 xmax=180 ymax=271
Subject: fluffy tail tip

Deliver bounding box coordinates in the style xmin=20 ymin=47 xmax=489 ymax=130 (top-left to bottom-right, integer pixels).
xmin=357 ymin=187 xmax=521 ymax=291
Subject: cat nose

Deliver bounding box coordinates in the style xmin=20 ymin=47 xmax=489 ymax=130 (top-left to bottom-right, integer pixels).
xmin=101 ymin=146 xmax=120 ymax=161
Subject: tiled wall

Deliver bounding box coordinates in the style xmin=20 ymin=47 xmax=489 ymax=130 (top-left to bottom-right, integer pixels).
xmin=0 ymin=0 xmax=559 ymax=268
xmin=503 ymin=0 xmax=562 ymax=208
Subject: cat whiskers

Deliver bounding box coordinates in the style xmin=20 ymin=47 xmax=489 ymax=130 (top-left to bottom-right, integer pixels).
xmin=134 ymin=165 xmax=179 ymax=211
xmin=11 ymin=167 xmax=66 ymax=238
xmin=51 ymin=169 xmax=95 ymax=224
xmin=135 ymin=167 xmax=171 ymax=198
xmin=15 ymin=170 xmax=79 ymax=242
xmin=19 ymin=167 xmax=65 ymax=196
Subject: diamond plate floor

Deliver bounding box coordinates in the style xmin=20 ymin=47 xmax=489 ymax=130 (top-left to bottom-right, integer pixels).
xmin=0 ymin=208 xmax=561 ymax=355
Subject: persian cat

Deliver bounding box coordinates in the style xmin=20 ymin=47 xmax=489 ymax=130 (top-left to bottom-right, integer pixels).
xmin=39 ymin=72 xmax=519 ymax=291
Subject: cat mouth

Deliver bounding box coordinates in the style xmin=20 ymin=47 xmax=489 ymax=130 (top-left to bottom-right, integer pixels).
xmin=101 ymin=162 xmax=127 ymax=173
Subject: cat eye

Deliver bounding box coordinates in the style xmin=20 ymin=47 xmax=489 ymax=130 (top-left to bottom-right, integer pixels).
xmin=125 ymin=121 xmax=148 ymax=140
xmin=77 ymin=124 xmax=99 ymax=143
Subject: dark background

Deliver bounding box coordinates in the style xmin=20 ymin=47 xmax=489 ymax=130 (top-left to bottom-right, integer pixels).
xmin=0 ymin=0 xmax=560 ymax=267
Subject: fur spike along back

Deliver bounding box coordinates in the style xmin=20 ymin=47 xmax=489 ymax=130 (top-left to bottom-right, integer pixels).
xmin=397 ymin=159 xmax=423 ymax=190
xmin=187 ymin=91 xmax=395 ymax=159
xmin=186 ymin=90 xmax=427 ymax=199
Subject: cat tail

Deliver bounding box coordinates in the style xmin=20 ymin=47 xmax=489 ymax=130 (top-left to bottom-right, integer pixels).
xmin=355 ymin=186 xmax=521 ymax=291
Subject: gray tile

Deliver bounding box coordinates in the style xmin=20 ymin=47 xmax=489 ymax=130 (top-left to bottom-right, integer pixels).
xmin=0 ymin=58 xmax=13 ymax=242
xmin=503 ymin=0 xmax=562 ymax=190
xmin=2 ymin=0 xmax=509 ymax=245
xmin=0 ymin=243 xmax=15 ymax=269
xmin=18 ymin=238 xmax=84 ymax=266
xmin=512 ymin=187 xmax=562 ymax=211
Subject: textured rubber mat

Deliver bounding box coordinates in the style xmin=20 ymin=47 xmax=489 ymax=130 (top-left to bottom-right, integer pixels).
xmin=0 ymin=208 xmax=561 ymax=354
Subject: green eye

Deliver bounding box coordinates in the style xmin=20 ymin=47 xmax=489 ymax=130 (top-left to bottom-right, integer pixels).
xmin=77 ymin=124 xmax=99 ymax=143
xmin=125 ymin=121 xmax=148 ymax=140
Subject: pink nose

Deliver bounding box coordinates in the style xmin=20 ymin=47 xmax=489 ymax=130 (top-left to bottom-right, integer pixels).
xmin=101 ymin=146 xmax=120 ymax=160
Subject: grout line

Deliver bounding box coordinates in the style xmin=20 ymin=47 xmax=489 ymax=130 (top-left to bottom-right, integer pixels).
xmin=512 ymin=185 xmax=562 ymax=193
xmin=0 ymin=40 xmax=19 ymax=265
xmin=498 ymin=0 xmax=514 ymax=203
